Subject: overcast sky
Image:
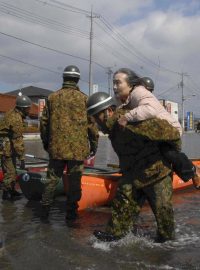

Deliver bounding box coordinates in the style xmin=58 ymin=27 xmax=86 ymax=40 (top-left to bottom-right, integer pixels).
xmin=0 ymin=0 xmax=200 ymax=116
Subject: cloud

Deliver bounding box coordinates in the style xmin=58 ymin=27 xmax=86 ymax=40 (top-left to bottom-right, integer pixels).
xmin=0 ymin=0 xmax=199 ymax=115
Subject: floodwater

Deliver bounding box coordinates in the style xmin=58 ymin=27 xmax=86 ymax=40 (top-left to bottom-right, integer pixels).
xmin=0 ymin=136 xmax=200 ymax=270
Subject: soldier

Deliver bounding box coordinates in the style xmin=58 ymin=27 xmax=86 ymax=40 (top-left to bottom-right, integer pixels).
xmin=40 ymin=65 xmax=98 ymax=221
xmin=0 ymin=94 xmax=32 ymax=201
xmin=87 ymin=92 xmax=187 ymax=243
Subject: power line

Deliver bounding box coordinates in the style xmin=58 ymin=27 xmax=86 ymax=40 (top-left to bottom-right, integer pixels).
xmin=94 ymin=21 xmax=144 ymax=68
xmin=93 ymin=23 xmax=148 ymax=72
xmin=157 ymin=84 xmax=179 ymax=98
xmin=35 ymin=0 xmax=192 ymax=76
xmin=0 ymin=53 xmax=89 ymax=83
xmin=44 ymin=0 xmax=91 ymax=16
xmin=98 ymin=17 xmax=160 ymax=69
xmin=21 ymin=0 xmax=90 ymax=16
xmin=187 ymin=77 xmax=200 ymax=92
xmin=99 ymin=16 xmax=181 ymax=75
xmin=0 ymin=53 xmax=60 ymax=74
xmin=32 ymin=0 xmax=182 ymax=75
xmin=0 ymin=31 xmax=105 ymax=69
xmin=184 ymin=83 xmax=200 ymax=97
xmin=0 ymin=2 xmax=89 ymax=38
xmin=1 ymin=0 xmax=197 ymax=87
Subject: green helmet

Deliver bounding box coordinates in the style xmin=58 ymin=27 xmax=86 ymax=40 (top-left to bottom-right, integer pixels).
xmin=140 ymin=77 xmax=154 ymax=92
xmin=16 ymin=94 xmax=32 ymax=108
xmin=87 ymin=92 xmax=116 ymax=116
xmin=63 ymin=65 xmax=80 ymax=80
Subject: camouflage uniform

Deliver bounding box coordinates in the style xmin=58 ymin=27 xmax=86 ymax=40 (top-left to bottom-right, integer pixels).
xmin=87 ymin=115 xmax=99 ymax=156
xmin=104 ymin=109 xmax=181 ymax=240
xmin=40 ymin=81 xmax=99 ymax=209
xmin=0 ymin=108 xmax=25 ymax=190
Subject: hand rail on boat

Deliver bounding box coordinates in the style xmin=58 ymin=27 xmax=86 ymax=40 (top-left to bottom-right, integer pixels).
xmin=25 ymin=154 xmax=121 ymax=174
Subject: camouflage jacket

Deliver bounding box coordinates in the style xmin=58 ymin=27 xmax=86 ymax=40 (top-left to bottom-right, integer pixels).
xmin=40 ymin=83 xmax=99 ymax=160
xmin=0 ymin=108 xmax=25 ymax=159
xmin=105 ymin=109 xmax=181 ymax=189
xmin=87 ymin=115 xmax=99 ymax=155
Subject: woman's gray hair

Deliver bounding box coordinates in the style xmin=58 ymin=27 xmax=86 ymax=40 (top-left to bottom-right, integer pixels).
xmin=113 ymin=68 xmax=140 ymax=87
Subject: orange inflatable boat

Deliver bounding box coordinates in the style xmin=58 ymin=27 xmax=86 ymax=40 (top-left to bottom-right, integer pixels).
xmin=4 ymin=159 xmax=197 ymax=211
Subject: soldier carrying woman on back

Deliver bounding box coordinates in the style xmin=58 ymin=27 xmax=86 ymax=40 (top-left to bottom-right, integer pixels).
xmin=86 ymin=69 xmax=200 ymax=242
xmin=113 ymin=68 xmax=200 ymax=188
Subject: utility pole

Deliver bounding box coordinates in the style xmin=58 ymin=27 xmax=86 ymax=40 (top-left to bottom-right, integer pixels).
xmin=180 ymin=72 xmax=188 ymax=131
xmin=180 ymin=73 xmax=184 ymax=131
xmin=106 ymin=67 xmax=113 ymax=96
xmin=87 ymin=8 xmax=99 ymax=96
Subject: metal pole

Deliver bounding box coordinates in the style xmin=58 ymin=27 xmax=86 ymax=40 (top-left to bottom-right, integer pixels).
xmin=180 ymin=73 xmax=184 ymax=131
xmin=180 ymin=72 xmax=189 ymax=132
xmin=88 ymin=8 xmax=93 ymax=96
xmin=87 ymin=8 xmax=100 ymax=96
xmin=106 ymin=67 xmax=113 ymax=96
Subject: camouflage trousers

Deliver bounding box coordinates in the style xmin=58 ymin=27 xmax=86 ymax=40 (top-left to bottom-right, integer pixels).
xmin=106 ymin=174 xmax=175 ymax=240
xmin=1 ymin=156 xmax=17 ymax=190
xmin=41 ymin=159 xmax=84 ymax=207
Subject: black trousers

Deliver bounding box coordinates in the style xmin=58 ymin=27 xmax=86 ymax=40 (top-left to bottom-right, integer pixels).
xmin=160 ymin=145 xmax=195 ymax=182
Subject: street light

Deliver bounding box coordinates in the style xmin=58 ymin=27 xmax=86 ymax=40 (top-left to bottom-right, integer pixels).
xmin=182 ymin=94 xmax=196 ymax=131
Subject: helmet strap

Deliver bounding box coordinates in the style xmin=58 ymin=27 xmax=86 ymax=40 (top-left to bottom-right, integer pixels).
xmin=16 ymin=107 xmax=28 ymax=118
xmin=104 ymin=110 xmax=108 ymax=121
xmin=63 ymin=77 xmax=79 ymax=84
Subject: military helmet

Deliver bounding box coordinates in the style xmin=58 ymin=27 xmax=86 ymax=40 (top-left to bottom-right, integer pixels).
xmin=63 ymin=65 xmax=80 ymax=80
xmin=140 ymin=77 xmax=154 ymax=92
xmin=16 ymin=94 xmax=32 ymax=108
xmin=87 ymin=92 xmax=116 ymax=116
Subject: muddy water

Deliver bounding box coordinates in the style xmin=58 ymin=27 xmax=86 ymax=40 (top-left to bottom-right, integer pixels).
xmin=0 ymin=137 xmax=200 ymax=270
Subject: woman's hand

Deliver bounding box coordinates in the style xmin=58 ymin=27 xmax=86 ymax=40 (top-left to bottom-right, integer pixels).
xmin=118 ymin=115 xmax=128 ymax=127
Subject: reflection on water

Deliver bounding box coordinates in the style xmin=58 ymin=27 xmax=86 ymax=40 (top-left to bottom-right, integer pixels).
xmin=0 ymin=190 xmax=200 ymax=270
xmin=0 ymin=191 xmax=200 ymax=270
xmin=0 ymin=138 xmax=200 ymax=269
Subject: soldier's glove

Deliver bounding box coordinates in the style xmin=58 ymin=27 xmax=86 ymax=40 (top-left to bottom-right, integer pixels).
xmin=20 ymin=160 xmax=26 ymax=170
xmin=89 ymin=151 xmax=96 ymax=158
xmin=86 ymin=151 xmax=96 ymax=161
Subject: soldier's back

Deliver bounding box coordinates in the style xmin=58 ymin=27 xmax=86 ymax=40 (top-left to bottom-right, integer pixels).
xmin=48 ymin=87 xmax=89 ymax=160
